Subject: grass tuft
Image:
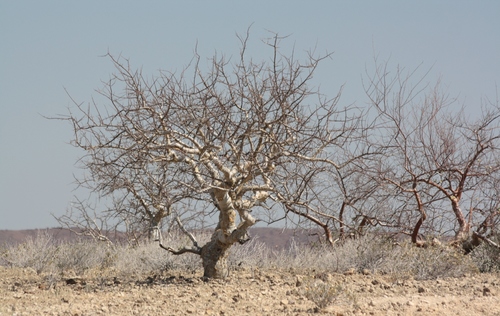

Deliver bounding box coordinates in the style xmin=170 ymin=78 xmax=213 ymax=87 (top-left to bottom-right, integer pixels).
xmin=0 ymin=231 xmax=489 ymax=282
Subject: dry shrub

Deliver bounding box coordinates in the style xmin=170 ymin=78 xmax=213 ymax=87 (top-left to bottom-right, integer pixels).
xmin=0 ymin=230 xmax=206 ymax=278
xmin=227 ymin=236 xmax=271 ymax=269
xmin=2 ymin=232 xmax=122 ymax=277
xmin=299 ymin=277 xmax=344 ymax=310
xmin=54 ymin=239 xmax=115 ymax=275
xmin=113 ymin=241 xmax=201 ymax=276
xmin=469 ymin=233 xmax=500 ymax=273
xmin=383 ymin=241 xmax=478 ymax=280
xmin=0 ymin=231 xmax=483 ymax=281
xmin=2 ymin=231 xmax=58 ymax=274
xmin=227 ymin=234 xmax=479 ymax=280
xmin=321 ymin=235 xmax=477 ymax=279
xmin=328 ymin=235 xmax=393 ymax=273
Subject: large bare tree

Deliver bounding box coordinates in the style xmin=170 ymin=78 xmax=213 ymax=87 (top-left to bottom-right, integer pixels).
xmin=58 ymin=32 xmax=366 ymax=278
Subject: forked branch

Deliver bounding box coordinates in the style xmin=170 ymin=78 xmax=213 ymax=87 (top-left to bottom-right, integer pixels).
xmin=158 ymin=215 xmax=202 ymax=255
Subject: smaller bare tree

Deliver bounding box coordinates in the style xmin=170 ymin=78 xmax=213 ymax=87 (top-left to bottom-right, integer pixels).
xmin=365 ymin=60 xmax=500 ymax=248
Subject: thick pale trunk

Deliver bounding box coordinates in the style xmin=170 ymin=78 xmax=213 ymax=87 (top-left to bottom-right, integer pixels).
xmin=148 ymin=217 xmax=163 ymax=241
xmin=201 ymin=190 xmax=256 ymax=279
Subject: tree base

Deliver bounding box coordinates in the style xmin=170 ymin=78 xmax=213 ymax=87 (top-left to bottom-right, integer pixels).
xmin=200 ymin=237 xmax=230 ymax=279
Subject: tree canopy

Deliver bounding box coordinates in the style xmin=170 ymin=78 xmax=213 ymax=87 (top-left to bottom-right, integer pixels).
xmin=57 ymin=32 xmax=500 ymax=278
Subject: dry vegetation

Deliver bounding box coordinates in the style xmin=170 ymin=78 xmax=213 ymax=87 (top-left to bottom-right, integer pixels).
xmin=50 ymin=30 xmax=500 ymax=280
xmin=1 ymin=231 xmax=499 ymax=315
xmin=2 ymin=28 xmax=497 ymax=315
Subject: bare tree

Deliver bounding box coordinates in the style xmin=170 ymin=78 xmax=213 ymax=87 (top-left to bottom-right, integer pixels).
xmin=56 ymin=83 xmax=193 ymax=244
xmin=365 ymin=61 xmax=500 ymax=248
xmin=57 ymin=31 xmax=366 ymax=278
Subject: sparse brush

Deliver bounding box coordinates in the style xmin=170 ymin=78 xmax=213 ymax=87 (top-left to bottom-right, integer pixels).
xmin=385 ymin=241 xmax=478 ymax=280
xmin=0 ymin=230 xmax=487 ymax=281
xmin=227 ymin=236 xmax=271 ymax=270
xmin=299 ymin=277 xmax=344 ymax=310
xmin=113 ymin=241 xmax=200 ymax=276
xmin=469 ymin=233 xmax=500 ymax=273
xmin=328 ymin=235 xmax=394 ymax=273
xmin=2 ymin=230 xmax=58 ymax=274
xmin=0 ymin=230 xmax=202 ymax=278
xmin=55 ymin=240 xmax=116 ymax=275
xmin=225 ymin=234 xmax=479 ymax=280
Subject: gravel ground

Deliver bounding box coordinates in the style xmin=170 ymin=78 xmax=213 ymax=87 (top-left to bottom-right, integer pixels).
xmin=1 ymin=266 xmax=499 ymax=315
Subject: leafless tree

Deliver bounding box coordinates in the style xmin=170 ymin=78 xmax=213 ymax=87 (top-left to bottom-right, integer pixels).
xmin=57 ymin=31 xmax=369 ymax=278
xmin=56 ymin=83 xmax=193 ymax=244
xmin=365 ymin=61 xmax=500 ymax=248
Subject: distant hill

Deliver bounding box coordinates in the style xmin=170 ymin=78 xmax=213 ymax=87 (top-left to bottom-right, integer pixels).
xmin=0 ymin=227 xmax=78 ymax=245
xmin=249 ymin=227 xmax=320 ymax=249
xmin=0 ymin=227 xmax=321 ymax=250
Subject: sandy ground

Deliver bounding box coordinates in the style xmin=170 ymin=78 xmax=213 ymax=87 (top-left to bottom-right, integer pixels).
xmin=1 ymin=266 xmax=499 ymax=316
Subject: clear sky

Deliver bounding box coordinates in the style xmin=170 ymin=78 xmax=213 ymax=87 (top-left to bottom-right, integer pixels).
xmin=1 ymin=1 xmax=499 ymax=230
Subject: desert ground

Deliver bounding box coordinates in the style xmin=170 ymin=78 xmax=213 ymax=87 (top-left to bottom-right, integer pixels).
xmin=1 ymin=266 xmax=499 ymax=316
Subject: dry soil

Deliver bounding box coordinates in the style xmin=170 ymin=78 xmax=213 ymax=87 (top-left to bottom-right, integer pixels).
xmin=1 ymin=266 xmax=499 ymax=316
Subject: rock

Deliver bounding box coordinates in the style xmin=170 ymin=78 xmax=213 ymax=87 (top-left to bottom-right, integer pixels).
xmin=483 ymin=287 xmax=492 ymax=296
xmin=314 ymin=272 xmax=332 ymax=282
xmin=65 ymin=277 xmax=85 ymax=285
xmin=295 ymin=276 xmax=303 ymax=287
xmin=344 ymin=268 xmax=356 ymax=276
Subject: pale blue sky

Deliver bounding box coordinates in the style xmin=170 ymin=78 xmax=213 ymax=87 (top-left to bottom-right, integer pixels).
xmin=1 ymin=1 xmax=499 ymax=229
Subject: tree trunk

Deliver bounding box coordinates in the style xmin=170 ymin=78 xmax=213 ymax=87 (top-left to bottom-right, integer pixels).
xmin=411 ymin=216 xmax=425 ymax=245
xmin=411 ymin=189 xmax=426 ymax=245
xmin=200 ymin=235 xmax=231 ymax=279
xmin=198 ymin=190 xmax=256 ymax=279
xmin=339 ymin=201 xmax=346 ymax=239
xmin=450 ymin=197 xmax=470 ymax=242
xmin=182 ymin=189 xmax=259 ymax=279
